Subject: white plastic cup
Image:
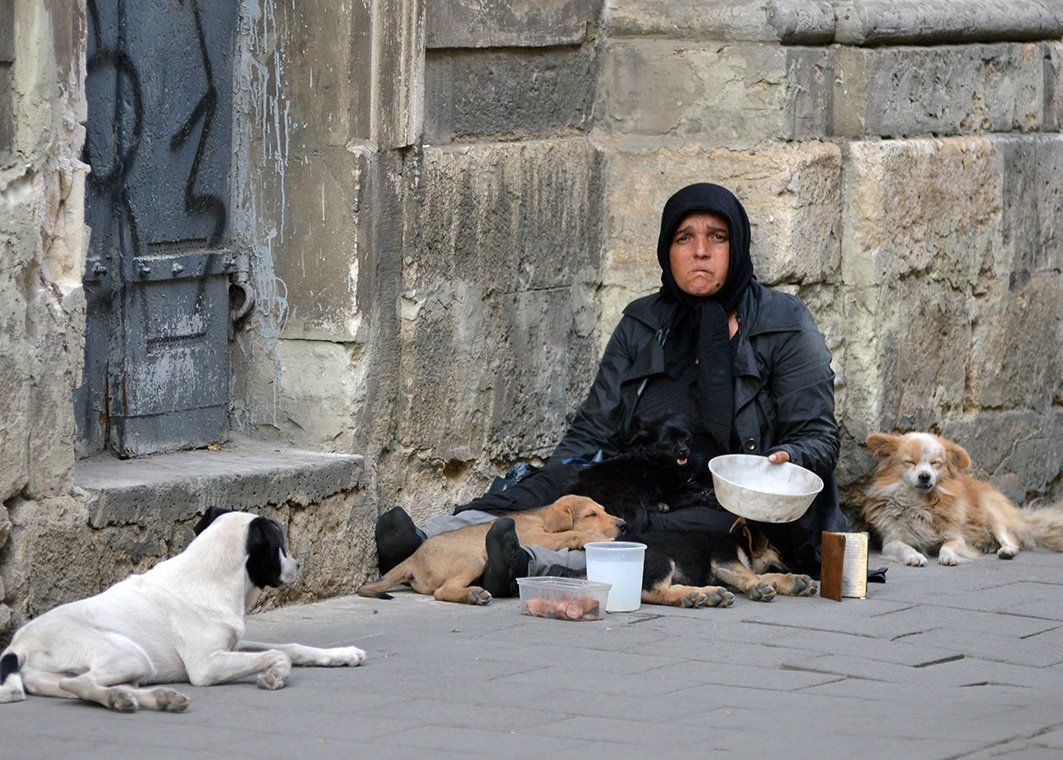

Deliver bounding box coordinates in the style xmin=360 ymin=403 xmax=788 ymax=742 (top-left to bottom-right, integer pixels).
xmin=584 ymin=542 xmax=647 ymax=612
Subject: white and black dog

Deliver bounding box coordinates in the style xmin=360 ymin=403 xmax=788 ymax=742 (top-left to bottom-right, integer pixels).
xmin=0 ymin=508 xmax=365 ymax=712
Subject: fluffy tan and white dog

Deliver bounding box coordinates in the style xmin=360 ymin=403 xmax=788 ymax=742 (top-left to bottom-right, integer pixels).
xmin=860 ymin=432 xmax=1063 ymax=566
xmin=0 ymin=509 xmax=366 ymax=712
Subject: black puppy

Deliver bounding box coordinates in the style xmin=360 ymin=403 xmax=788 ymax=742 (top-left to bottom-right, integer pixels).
xmin=633 ymin=518 xmax=818 ymax=608
xmin=566 ymin=414 xmax=713 ymax=533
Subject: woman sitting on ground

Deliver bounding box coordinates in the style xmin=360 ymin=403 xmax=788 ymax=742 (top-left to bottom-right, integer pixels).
xmin=375 ymin=182 xmax=848 ymax=595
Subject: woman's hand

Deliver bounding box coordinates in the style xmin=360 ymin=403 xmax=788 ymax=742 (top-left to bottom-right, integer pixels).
xmin=767 ymin=450 xmax=790 ymax=465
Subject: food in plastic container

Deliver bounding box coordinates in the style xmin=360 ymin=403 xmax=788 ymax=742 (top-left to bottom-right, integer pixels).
xmin=517 ymin=577 xmax=611 ymax=621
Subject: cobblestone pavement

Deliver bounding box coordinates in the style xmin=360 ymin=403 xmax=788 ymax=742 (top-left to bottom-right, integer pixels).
xmin=5 ymin=550 xmax=1063 ymax=759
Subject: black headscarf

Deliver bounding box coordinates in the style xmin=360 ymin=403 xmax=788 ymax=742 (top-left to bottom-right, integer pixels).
xmin=655 ymin=183 xmax=755 ymax=451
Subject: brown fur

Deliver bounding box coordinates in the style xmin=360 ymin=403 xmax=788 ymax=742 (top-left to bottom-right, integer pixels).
xmin=858 ymin=432 xmax=1063 ymax=566
xmin=357 ymin=495 xmax=623 ymax=604
xmin=636 ymin=518 xmax=817 ymax=608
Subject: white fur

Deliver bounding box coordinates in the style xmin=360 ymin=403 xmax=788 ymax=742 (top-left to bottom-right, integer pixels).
xmin=0 ymin=512 xmax=365 ymax=712
xmin=865 ymin=479 xmax=939 ymax=566
xmin=861 ymin=432 xmax=1045 ymax=567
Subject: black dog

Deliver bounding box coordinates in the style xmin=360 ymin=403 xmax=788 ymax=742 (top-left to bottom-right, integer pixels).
xmin=568 ymin=414 xmax=818 ymax=607
xmin=565 ymin=414 xmax=713 ymax=533
xmin=633 ymin=519 xmax=818 ymax=608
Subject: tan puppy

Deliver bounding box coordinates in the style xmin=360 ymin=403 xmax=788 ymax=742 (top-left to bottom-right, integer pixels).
xmin=358 ymin=495 xmax=623 ymax=604
xmin=860 ymin=432 xmax=1063 ymax=566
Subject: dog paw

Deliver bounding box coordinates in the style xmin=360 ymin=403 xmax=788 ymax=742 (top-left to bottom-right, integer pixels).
xmin=746 ymin=582 xmax=776 ymax=602
xmin=468 ymin=588 xmax=492 ymax=605
xmin=681 ymin=591 xmax=708 ymax=608
xmin=156 ymin=688 xmax=190 ymax=713
xmin=714 ymin=589 xmax=735 ymax=607
xmin=938 ymin=548 xmax=958 ymax=566
xmin=905 ymin=551 xmax=928 ymax=567
xmin=257 ymin=664 xmax=290 ymax=691
xmin=328 ymin=646 xmax=367 ymax=667
xmin=790 ymin=575 xmax=818 ymax=596
xmin=997 ymin=546 xmax=1017 ymax=560
xmin=108 ymin=687 xmax=139 ymax=713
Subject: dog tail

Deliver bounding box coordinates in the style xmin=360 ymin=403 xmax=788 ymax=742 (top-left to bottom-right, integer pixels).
xmin=0 ymin=651 xmax=26 ymax=703
xmin=1021 ymin=505 xmax=1063 ymax=551
xmin=357 ymin=562 xmax=414 ymax=600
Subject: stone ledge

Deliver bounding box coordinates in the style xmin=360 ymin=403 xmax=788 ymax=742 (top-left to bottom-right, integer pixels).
xmin=603 ymin=0 xmax=1063 ymax=45
xmin=75 ymin=439 xmax=364 ymax=529
xmin=426 ymin=0 xmax=602 ymax=49
xmin=833 ymin=0 xmax=1063 ymax=46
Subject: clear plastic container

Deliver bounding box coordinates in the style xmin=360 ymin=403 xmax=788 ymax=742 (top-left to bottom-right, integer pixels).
xmin=517 ymin=577 xmax=611 ymax=621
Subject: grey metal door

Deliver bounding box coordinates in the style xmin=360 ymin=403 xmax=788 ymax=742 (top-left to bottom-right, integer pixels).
xmin=76 ymin=0 xmax=239 ymax=457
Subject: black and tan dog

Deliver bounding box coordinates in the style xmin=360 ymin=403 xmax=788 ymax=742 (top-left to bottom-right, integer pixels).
xmin=631 ymin=519 xmax=818 ymax=608
xmin=569 ymin=414 xmax=817 ymax=607
xmin=358 ymin=495 xmax=623 ymax=605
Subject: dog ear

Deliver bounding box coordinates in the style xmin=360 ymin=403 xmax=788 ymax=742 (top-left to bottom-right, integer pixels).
xmin=626 ymin=416 xmax=654 ymax=450
xmin=541 ymin=500 xmax=575 ymax=533
xmin=942 ymin=439 xmax=971 ymax=470
xmin=866 ymin=433 xmax=901 ymax=458
xmin=729 ymin=517 xmax=769 ymax=558
xmin=194 ymin=507 xmax=233 ymax=535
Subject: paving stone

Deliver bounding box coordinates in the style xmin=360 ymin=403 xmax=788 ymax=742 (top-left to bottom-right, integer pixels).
xmin=646 ymin=657 xmax=842 ymax=692
xmin=899 ymin=627 xmax=1063 ymax=668
xmin=6 ymin=553 xmax=1063 ymax=757
xmin=769 ymin=629 xmax=958 ymax=666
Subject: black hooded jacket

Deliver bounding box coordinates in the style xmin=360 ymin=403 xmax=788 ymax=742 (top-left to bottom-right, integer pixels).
xmin=551 ymin=280 xmax=838 ymax=475
xmin=455 ymin=185 xmax=848 ymax=572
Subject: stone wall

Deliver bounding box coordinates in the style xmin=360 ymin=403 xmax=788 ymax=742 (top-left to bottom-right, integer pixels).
xmin=4 ymin=0 xmax=1063 ymax=641
xmin=595 ymin=0 xmax=1063 ymax=510
xmin=232 ymin=0 xmax=1063 ymax=522
xmin=0 ymin=0 xmax=89 ymax=633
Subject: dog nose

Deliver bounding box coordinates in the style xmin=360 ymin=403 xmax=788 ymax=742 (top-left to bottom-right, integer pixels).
xmin=918 ymin=472 xmax=931 ymax=484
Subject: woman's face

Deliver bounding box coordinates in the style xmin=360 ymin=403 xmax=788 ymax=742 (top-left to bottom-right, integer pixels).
xmin=668 ymin=212 xmax=730 ymax=297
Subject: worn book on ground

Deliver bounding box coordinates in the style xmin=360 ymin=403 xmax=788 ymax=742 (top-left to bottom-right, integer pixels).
xmin=820 ymin=531 xmax=869 ymax=601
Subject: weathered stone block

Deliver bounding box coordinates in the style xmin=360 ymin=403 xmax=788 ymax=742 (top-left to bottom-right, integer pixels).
xmin=77 ymin=441 xmax=364 ymax=529
xmin=841 ymin=137 xmax=1000 ymax=290
xmin=427 ymin=0 xmax=602 ymax=48
xmin=0 ymin=272 xmax=29 ymax=502
xmin=266 ymin=0 xmax=359 ymax=151
xmin=22 ymin=282 xmax=82 ymax=500
xmin=599 ymin=41 xmax=833 ymax=148
xmin=833 ymin=43 xmax=1044 ymax=139
xmin=996 ymin=134 xmax=1063 ymax=275
xmin=942 ymin=410 xmax=1063 ymax=504
xmin=273 ymin=339 xmax=363 ymax=450
xmin=273 ymin=146 xmax=366 ymax=342
xmin=599 ymin=139 xmax=842 ymax=336
xmin=2 ymin=495 xmax=99 ymax=622
xmin=401 ymin=140 xmax=603 ymax=477
xmin=968 ymin=273 xmax=1063 ymax=414
xmin=263 ymin=0 xmax=421 ymax=149
xmin=269 ymin=489 xmax=377 ymax=605
xmin=833 ymin=0 xmax=1063 ymax=46
xmin=604 ymin=0 xmax=836 ymax=44
xmin=424 ymin=46 xmax=595 ymax=144
xmin=1046 ymin=42 xmax=1063 ymax=131
xmin=837 ymin=137 xmax=1002 ymax=446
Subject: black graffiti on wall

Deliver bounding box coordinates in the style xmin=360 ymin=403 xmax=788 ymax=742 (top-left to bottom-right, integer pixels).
xmin=170 ymin=0 xmax=227 ymax=247
xmin=83 ymin=0 xmax=144 ymax=257
xmin=83 ymin=0 xmax=228 ymax=257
